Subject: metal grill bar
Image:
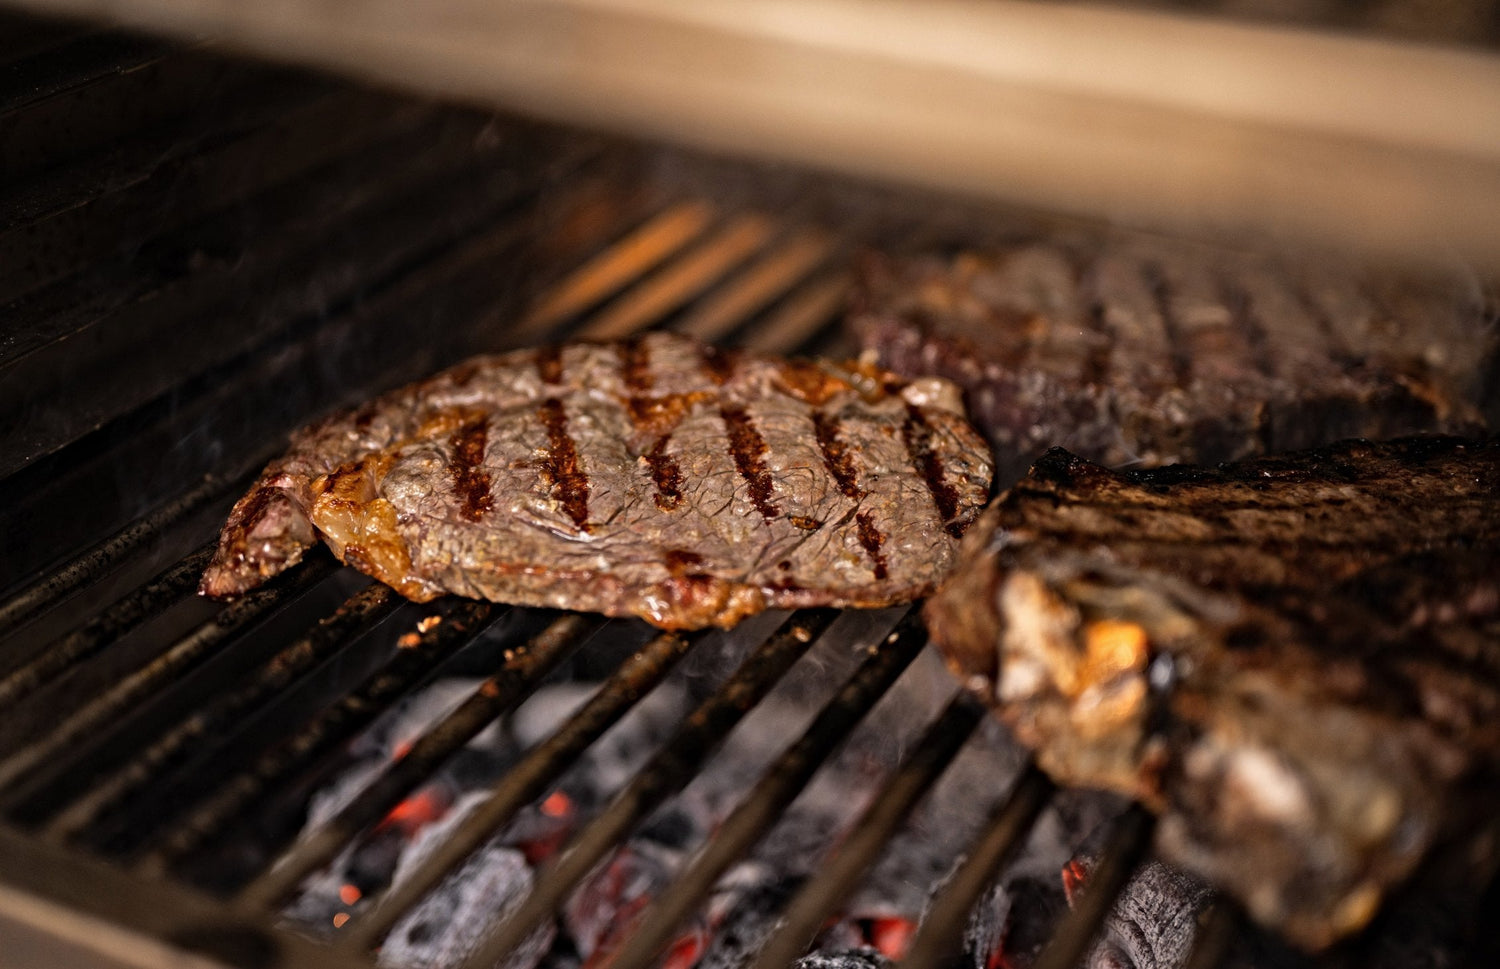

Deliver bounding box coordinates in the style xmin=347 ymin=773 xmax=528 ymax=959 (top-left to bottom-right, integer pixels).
xmin=42 ymin=583 xmax=404 ymax=843
xmin=130 ymin=600 xmax=507 ymax=876
xmin=518 ymin=200 xmax=717 ymax=339
xmin=341 ymin=626 xmax=703 ymax=951
xmin=0 ymin=476 xmax=228 ymax=636
xmin=1032 ymin=804 xmax=1157 ymax=969
xmin=0 ymin=554 xmax=338 ymax=806
xmin=744 ymin=271 xmax=854 ymax=355
xmin=457 ymin=608 xmax=840 ymax=969
xmin=0 ymin=543 xmax=215 ymax=710
xmin=576 ymin=212 xmax=778 ymax=340
xmin=236 ymin=612 xmax=607 ymax=910
xmin=748 ymin=694 xmax=987 ymax=969
xmin=603 ymin=608 xmax=930 ymax=969
xmin=674 ymin=227 xmax=836 ymax=343
xmin=897 ymin=762 xmax=1056 ymax=969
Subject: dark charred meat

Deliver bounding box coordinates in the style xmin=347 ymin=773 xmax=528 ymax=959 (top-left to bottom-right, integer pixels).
xmin=924 ymin=436 xmax=1500 ymax=950
xmin=850 ymin=243 xmax=1492 ymax=483
xmin=202 ymin=333 xmax=992 ymax=629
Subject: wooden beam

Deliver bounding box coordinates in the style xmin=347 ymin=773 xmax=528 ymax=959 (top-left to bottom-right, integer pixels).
xmin=8 ymin=0 xmax=1500 ymax=267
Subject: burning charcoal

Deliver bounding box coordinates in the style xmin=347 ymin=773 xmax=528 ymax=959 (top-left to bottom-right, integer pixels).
xmin=820 ymin=914 xmax=919 ymax=962
xmin=380 ymin=844 xmax=551 ymax=969
xmin=501 ymin=796 xmax=579 ymax=866
xmin=792 ymin=947 xmax=893 ymax=969
xmin=959 ymin=873 xmax=1070 ymax=969
xmin=1064 ymin=839 xmax=1214 ymax=969
xmin=960 ymin=878 xmax=1011 ymax=969
xmin=563 ymin=681 xmax=691 ymax=809
xmin=695 ymin=872 xmax=803 ymax=969
xmin=564 ymin=841 xmax=680 ymax=963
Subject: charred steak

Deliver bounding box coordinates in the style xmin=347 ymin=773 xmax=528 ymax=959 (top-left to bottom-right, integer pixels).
xmin=201 ymin=333 xmax=993 ymax=629
xmin=924 ymin=436 xmax=1500 ymax=949
xmin=851 ymin=243 xmax=1492 ymax=483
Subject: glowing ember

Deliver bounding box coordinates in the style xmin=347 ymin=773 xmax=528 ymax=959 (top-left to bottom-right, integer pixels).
xmin=376 ymin=788 xmax=451 ymax=836
xmin=1062 ymin=858 xmax=1090 ymax=904
xmin=339 ymin=884 xmax=363 ymax=906
xmin=540 ymin=791 xmax=571 ymax=818
xmin=861 ymin=916 xmax=915 ymax=959
xmin=332 ymin=912 xmax=350 ymax=929
xmin=660 ymin=930 xmax=707 ymax=969
xmin=417 ymin=615 xmax=442 ymax=633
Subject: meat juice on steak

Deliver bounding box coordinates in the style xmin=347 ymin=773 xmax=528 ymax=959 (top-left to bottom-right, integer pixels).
xmin=201 ymin=333 xmax=992 ymax=629
xmin=923 ymin=436 xmax=1500 ymax=950
xmin=850 ymin=241 xmax=1492 ymax=484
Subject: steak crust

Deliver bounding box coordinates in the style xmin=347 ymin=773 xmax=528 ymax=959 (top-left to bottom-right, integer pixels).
xmin=924 ymin=436 xmax=1500 ymax=950
xmin=851 ymin=244 xmax=1492 ymax=484
xmin=202 ymin=333 xmax=993 ymax=629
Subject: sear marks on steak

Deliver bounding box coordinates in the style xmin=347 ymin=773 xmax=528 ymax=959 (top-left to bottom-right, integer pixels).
xmin=850 ymin=242 xmax=1493 ymax=484
xmin=201 ymin=333 xmax=992 ymax=629
xmin=923 ymin=436 xmax=1500 ymax=950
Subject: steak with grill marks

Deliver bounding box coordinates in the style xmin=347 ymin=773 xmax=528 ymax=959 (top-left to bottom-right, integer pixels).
xmin=924 ymin=436 xmax=1500 ymax=950
xmin=201 ymin=333 xmax=993 ymax=629
xmin=850 ymin=242 xmax=1493 ymax=484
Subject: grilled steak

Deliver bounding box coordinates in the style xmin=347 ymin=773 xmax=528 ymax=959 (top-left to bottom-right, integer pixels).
xmin=201 ymin=333 xmax=993 ymax=629
xmin=924 ymin=436 xmax=1500 ymax=949
xmin=851 ymin=242 xmax=1492 ymax=483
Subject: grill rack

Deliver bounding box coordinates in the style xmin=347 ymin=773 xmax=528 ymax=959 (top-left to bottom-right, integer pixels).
xmin=0 ymin=16 xmax=1292 ymax=969
xmin=0 ymin=176 xmax=1237 ymax=969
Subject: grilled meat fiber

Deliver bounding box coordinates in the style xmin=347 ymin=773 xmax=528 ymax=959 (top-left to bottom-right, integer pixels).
xmin=924 ymin=436 xmax=1500 ymax=950
xmin=202 ymin=333 xmax=992 ymax=629
xmin=851 ymin=243 xmax=1492 ymax=483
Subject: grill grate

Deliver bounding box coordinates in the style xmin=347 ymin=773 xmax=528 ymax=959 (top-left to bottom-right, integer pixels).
xmin=0 ymin=17 xmax=1237 ymax=969
xmin=0 ymin=185 xmax=1223 ymax=967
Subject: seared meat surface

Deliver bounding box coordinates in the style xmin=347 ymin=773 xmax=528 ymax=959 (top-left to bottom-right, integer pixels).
xmin=851 ymin=243 xmax=1492 ymax=483
xmin=924 ymin=436 xmax=1500 ymax=949
xmin=202 ymin=333 xmax=992 ymax=629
